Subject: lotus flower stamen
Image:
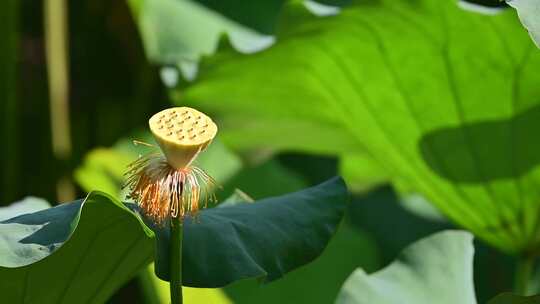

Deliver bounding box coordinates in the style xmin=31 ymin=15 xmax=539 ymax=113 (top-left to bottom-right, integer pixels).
xmin=123 ymin=107 xmax=218 ymax=224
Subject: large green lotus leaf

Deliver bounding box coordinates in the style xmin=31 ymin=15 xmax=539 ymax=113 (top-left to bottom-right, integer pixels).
xmin=0 ymin=192 xmax=155 ymax=303
xmin=150 ymin=176 xmax=348 ymax=286
xmin=187 ymin=162 xmax=376 ymax=304
xmin=141 ymin=175 xmax=351 ymax=304
xmin=179 ymin=0 xmax=540 ymax=253
xmin=139 ymin=158 xmax=308 ymax=302
xmin=214 ymin=157 xmax=377 ymax=303
xmin=489 ymin=293 xmax=540 ymax=304
xmin=0 ymin=177 xmax=346 ymax=302
xmin=336 ymin=230 xmax=477 ymax=304
xmin=507 ymin=0 xmax=540 ymax=48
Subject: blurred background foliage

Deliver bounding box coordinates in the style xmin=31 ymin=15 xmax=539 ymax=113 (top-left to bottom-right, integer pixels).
xmin=1 ymin=0 xmax=536 ymax=303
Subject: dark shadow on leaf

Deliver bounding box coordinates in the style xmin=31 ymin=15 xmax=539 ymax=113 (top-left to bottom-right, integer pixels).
xmin=419 ymin=104 xmax=540 ymax=183
xmin=349 ymin=185 xmax=449 ymax=263
xmin=0 ymin=201 xmax=82 ymax=246
xmin=488 ymin=292 xmax=540 ymax=304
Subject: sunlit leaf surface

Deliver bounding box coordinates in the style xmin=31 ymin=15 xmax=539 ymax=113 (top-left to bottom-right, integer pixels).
xmin=336 ymin=230 xmax=477 ymax=304
xmin=179 ymin=0 xmax=540 ymax=253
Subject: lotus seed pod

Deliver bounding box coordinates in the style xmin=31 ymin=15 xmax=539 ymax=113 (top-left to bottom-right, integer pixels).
xmin=149 ymin=107 xmax=217 ymax=169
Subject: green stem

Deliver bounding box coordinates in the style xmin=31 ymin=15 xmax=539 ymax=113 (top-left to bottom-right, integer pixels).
xmin=170 ymin=216 xmax=183 ymax=304
xmin=515 ymin=255 xmax=535 ymax=296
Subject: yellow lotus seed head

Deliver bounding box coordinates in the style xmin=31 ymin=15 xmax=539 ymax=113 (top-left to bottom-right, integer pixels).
xmin=149 ymin=107 xmax=217 ymax=169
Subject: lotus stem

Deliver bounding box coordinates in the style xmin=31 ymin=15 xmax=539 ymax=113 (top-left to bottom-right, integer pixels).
xmin=515 ymin=254 xmax=536 ymax=296
xmin=170 ymin=216 xmax=183 ymax=304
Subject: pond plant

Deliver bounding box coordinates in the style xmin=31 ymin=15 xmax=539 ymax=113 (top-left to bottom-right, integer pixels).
xmin=124 ymin=107 xmax=220 ymax=303
xmin=3 ymin=0 xmax=540 ymax=303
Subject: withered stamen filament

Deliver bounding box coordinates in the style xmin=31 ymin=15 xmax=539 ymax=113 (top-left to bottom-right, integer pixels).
xmin=123 ymin=153 xmax=217 ymax=225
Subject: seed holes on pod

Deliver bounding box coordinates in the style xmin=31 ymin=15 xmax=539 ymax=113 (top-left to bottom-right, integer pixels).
xmin=159 ymin=125 xmax=164 ymax=129
xmin=167 ymin=132 xmax=173 ymax=136
xmin=188 ymin=128 xmax=194 ymax=132
xmin=180 ymin=136 xmax=185 ymax=139
xmin=199 ymin=130 xmax=206 ymax=134
xmin=190 ymin=135 xmax=197 ymax=139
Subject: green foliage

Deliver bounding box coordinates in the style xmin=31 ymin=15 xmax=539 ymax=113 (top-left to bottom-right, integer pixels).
xmin=0 ymin=178 xmax=347 ymax=301
xmin=221 ymin=159 xmax=308 ymax=199
xmin=349 ymin=186 xmax=450 ymax=262
xmin=348 ymin=186 xmax=516 ymax=303
xmin=336 ymin=230 xmax=477 ymax=304
xmin=178 ymin=0 xmax=540 ymax=254
xmin=6 ymin=0 xmax=540 ymax=302
xmin=0 ymin=192 xmax=154 ymax=303
xmin=507 ymin=0 xmax=540 ymax=48
xmin=224 ymin=218 xmax=379 ymax=304
xmin=489 ymin=293 xmax=540 ymax=304
xmin=128 ymin=0 xmax=273 ymax=76
xmin=128 ymin=0 xmax=349 ymax=76
xmin=150 ymin=177 xmax=348 ymax=286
